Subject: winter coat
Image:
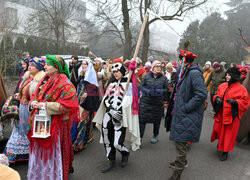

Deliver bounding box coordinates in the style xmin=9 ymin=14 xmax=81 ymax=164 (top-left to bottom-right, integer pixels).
xmin=139 ymin=71 xmax=169 ymax=124
xmin=69 ymin=61 xmax=81 ymax=89
xmin=211 ymin=82 xmax=249 ymax=151
xmin=77 ymin=75 xmax=100 ymax=112
xmin=237 ymin=70 xmax=250 ymax=142
xmin=206 ymin=67 xmax=226 ymax=94
xmin=167 ymin=64 xmax=207 ymax=143
xmin=203 ymin=67 xmax=212 ymax=92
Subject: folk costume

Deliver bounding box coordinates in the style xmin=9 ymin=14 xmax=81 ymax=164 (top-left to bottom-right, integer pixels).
xmin=71 ymin=61 xmax=100 ymax=151
xmin=27 ymin=55 xmax=79 ymax=180
xmin=211 ymin=67 xmax=249 ymax=161
xmin=4 ymin=58 xmax=45 ymax=163
xmin=93 ymin=62 xmax=140 ymax=172
xmin=14 ymin=58 xmax=29 ymax=94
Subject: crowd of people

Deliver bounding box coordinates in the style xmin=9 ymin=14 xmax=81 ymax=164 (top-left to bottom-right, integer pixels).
xmin=0 ymin=50 xmax=249 ymax=180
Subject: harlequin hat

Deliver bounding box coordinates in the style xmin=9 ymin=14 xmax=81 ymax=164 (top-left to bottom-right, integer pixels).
xmin=112 ymin=63 xmax=126 ymax=76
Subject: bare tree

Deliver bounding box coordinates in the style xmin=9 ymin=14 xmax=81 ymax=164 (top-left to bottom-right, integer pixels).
xmin=26 ymin=0 xmax=80 ymax=54
xmin=88 ymin=0 xmax=209 ymax=62
xmin=89 ymin=0 xmax=137 ymax=59
xmin=139 ymin=0 xmax=208 ymax=62
xmin=0 ymin=1 xmax=21 ymax=76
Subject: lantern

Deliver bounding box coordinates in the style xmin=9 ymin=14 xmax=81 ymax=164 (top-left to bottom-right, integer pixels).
xmin=32 ymin=108 xmax=51 ymax=138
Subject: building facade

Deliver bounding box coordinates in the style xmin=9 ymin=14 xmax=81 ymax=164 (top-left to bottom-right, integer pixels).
xmin=0 ymin=0 xmax=87 ymax=48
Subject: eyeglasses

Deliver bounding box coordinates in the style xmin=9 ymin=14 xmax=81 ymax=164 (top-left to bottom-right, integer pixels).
xmin=155 ymin=65 xmax=162 ymax=68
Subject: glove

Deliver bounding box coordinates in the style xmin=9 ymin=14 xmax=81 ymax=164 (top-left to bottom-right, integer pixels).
xmin=226 ymin=99 xmax=237 ymax=105
xmin=227 ymin=99 xmax=238 ymax=120
xmin=214 ymin=97 xmax=223 ymax=113
xmin=110 ymin=109 xmax=122 ymax=122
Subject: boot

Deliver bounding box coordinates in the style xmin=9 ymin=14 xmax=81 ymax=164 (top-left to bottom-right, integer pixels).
xmin=121 ymin=152 xmax=130 ymax=167
xmin=169 ymin=160 xmax=188 ymax=169
xmin=101 ymin=160 xmax=115 ymax=173
xmin=168 ymin=170 xmax=181 ymax=180
xmin=220 ymin=152 xmax=228 ymax=161
xmin=150 ymin=135 xmax=159 ymax=144
xmin=69 ymin=167 xmax=74 ymax=174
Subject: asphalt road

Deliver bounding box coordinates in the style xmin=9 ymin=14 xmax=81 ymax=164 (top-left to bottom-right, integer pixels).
xmin=5 ymin=100 xmax=250 ymax=180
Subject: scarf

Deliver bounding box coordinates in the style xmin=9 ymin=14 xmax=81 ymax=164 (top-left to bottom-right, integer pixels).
xmin=128 ymin=61 xmax=139 ymax=115
xmin=46 ymin=54 xmax=70 ymax=79
xmin=28 ymin=73 xmax=79 ymax=162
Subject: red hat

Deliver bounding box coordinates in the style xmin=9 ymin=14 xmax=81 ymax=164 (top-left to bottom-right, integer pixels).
xmin=113 ymin=58 xmax=122 ymax=64
xmin=172 ymin=62 xmax=178 ymax=68
xmin=179 ymin=49 xmax=198 ymax=59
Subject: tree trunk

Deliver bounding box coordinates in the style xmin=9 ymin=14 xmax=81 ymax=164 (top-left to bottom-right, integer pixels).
xmin=141 ymin=0 xmax=151 ymax=63
xmin=142 ymin=22 xmax=149 ymax=63
xmin=122 ymin=0 xmax=132 ymax=60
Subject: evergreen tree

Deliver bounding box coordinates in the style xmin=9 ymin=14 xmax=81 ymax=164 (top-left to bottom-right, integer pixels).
xmin=14 ymin=37 xmax=25 ymax=52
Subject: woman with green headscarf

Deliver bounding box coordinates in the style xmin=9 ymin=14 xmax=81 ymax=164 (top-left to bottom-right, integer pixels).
xmin=27 ymin=55 xmax=79 ymax=180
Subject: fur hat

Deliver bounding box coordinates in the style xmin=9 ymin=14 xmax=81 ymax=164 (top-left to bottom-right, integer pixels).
xmin=112 ymin=63 xmax=126 ymax=76
xmin=226 ymin=67 xmax=241 ymax=86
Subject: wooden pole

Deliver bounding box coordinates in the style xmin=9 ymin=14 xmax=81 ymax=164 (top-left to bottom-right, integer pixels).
xmin=88 ymin=51 xmax=97 ymax=59
xmin=122 ymin=10 xmax=149 ymax=100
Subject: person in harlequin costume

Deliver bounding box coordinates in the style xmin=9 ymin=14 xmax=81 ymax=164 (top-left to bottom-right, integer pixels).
xmin=165 ymin=49 xmax=207 ymax=180
xmin=93 ymin=62 xmax=140 ymax=173
xmin=211 ymin=67 xmax=249 ymax=161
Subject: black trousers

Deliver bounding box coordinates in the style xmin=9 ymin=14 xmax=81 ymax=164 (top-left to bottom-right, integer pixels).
xmin=139 ymin=122 xmax=161 ymax=138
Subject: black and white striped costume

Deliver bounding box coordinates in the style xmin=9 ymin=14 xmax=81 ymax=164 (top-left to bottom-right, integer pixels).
xmin=102 ymin=77 xmax=129 ymax=160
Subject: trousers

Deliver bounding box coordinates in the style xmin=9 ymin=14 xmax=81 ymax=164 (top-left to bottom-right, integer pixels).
xmin=102 ymin=113 xmax=129 ymax=160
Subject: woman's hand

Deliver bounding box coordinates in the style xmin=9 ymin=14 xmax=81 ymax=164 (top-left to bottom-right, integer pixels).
xmin=31 ymin=101 xmax=45 ymax=109
xmin=82 ymin=93 xmax=87 ymax=99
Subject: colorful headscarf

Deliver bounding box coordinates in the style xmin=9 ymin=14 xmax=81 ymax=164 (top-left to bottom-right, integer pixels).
xmin=29 ymin=57 xmax=45 ymax=71
xmin=45 ymin=54 xmax=70 ymax=78
xmin=0 ymin=154 xmax=9 ymax=166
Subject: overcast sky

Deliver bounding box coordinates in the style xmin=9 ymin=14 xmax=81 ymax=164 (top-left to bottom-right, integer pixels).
xmin=84 ymin=0 xmax=232 ymax=52
xmin=149 ymin=0 xmax=231 ymax=40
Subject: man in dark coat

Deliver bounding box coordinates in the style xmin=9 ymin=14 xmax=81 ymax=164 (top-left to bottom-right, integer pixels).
xmin=69 ymin=55 xmax=81 ymax=90
xmin=205 ymin=62 xmax=226 ymax=111
xmin=165 ymin=50 xmax=207 ymax=180
xmin=139 ymin=60 xmax=169 ymax=144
